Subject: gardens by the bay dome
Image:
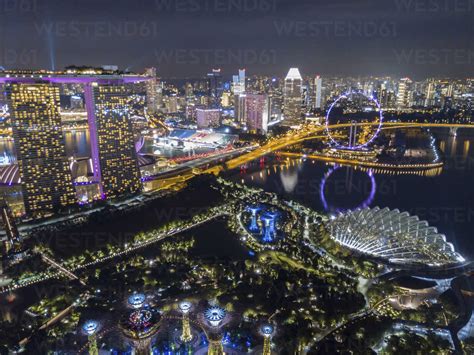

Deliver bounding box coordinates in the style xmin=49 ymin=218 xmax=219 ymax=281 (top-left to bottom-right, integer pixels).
xmin=326 ymin=207 xmax=465 ymax=268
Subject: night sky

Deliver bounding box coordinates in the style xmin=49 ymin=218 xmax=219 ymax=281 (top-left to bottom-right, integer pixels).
xmin=0 ymin=0 xmax=473 ymax=78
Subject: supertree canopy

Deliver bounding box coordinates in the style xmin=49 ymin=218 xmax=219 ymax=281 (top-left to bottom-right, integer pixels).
xmin=178 ymin=301 xmax=192 ymax=314
xmin=82 ymin=320 xmax=99 ymax=335
xmin=128 ymin=293 xmax=146 ymax=309
xmin=260 ymin=324 xmax=275 ymax=337
xmin=204 ymin=306 xmax=226 ymax=327
xmin=120 ymin=309 xmax=160 ymax=340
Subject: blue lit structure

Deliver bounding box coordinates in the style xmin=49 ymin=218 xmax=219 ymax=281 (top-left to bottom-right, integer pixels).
xmin=82 ymin=320 xmax=99 ymax=355
xmin=82 ymin=320 xmax=99 ymax=335
xmin=260 ymin=324 xmax=274 ymax=337
xmin=260 ymin=324 xmax=275 ymax=355
xmin=246 ymin=205 xmax=261 ymax=232
xmin=128 ymin=293 xmax=146 ymax=309
xmin=260 ymin=212 xmax=278 ymax=243
xmin=204 ymin=306 xmax=226 ymax=327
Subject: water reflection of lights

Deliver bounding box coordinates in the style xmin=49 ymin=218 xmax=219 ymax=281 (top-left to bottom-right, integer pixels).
xmin=320 ymin=166 xmax=376 ymax=213
xmin=279 ymin=168 xmax=298 ymax=193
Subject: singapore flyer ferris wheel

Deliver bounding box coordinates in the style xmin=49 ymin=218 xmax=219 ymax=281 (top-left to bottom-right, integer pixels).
xmin=325 ymin=90 xmax=384 ymax=150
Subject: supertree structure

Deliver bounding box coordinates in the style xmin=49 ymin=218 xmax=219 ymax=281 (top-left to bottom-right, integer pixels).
xmin=260 ymin=324 xmax=275 ymax=355
xmin=82 ymin=320 xmax=99 ymax=355
xmin=207 ymin=332 xmax=224 ymax=355
xmin=178 ymin=301 xmax=193 ymax=343
xmin=246 ymin=205 xmax=261 ymax=232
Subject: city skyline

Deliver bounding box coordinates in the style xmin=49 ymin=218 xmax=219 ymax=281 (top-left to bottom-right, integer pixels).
xmin=1 ymin=1 xmax=474 ymax=353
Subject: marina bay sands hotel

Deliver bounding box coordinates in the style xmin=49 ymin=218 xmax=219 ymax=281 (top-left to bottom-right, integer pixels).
xmin=0 ymin=70 xmax=151 ymax=218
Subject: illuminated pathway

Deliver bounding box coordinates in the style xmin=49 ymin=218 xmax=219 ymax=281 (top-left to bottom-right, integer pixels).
xmin=0 ymin=211 xmax=231 ymax=294
xmin=278 ymin=151 xmax=444 ymax=170
xmin=40 ymin=253 xmax=86 ymax=286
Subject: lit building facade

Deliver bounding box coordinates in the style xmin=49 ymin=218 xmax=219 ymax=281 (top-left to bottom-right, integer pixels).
xmin=7 ymin=83 xmax=76 ymax=217
xmin=145 ymin=67 xmax=158 ymax=114
xmin=85 ymin=84 xmax=142 ymax=199
xmin=314 ymin=75 xmax=322 ymax=109
xmin=232 ymin=69 xmax=246 ymax=95
xmin=207 ymin=68 xmax=223 ymax=108
xmin=244 ymin=93 xmax=269 ymax=134
xmin=234 ymin=94 xmax=246 ymax=123
xmin=397 ymin=77 xmax=412 ymax=109
xmin=196 ymin=108 xmax=221 ymax=128
xmin=283 ymin=68 xmax=303 ymax=122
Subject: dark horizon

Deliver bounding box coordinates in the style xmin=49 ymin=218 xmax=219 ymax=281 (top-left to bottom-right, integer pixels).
xmin=0 ymin=0 xmax=473 ymax=79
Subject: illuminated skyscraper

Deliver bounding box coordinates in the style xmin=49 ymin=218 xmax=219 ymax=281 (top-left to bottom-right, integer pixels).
xmin=424 ymin=80 xmax=435 ymax=107
xmin=232 ymin=69 xmax=246 ymax=95
xmin=244 ymin=93 xmax=269 ymax=134
xmin=234 ymin=94 xmax=246 ymax=123
xmin=396 ymin=78 xmax=412 ymax=108
xmin=6 ymin=83 xmax=76 ymax=217
xmin=283 ymin=68 xmax=303 ymax=122
xmin=196 ymin=108 xmax=221 ymax=128
xmin=314 ymin=76 xmax=322 ymax=109
xmin=166 ymin=95 xmax=178 ymax=113
xmin=85 ymin=84 xmax=142 ymax=199
xmin=145 ymin=67 xmax=158 ymax=114
xmin=207 ymin=69 xmax=223 ymax=108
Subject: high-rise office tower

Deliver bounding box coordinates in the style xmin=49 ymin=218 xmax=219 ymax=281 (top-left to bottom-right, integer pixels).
xmin=207 ymin=68 xmax=223 ymax=108
xmin=85 ymin=84 xmax=142 ymax=199
xmin=166 ymin=96 xmax=178 ymax=113
xmin=446 ymin=83 xmax=454 ymax=98
xmin=269 ymin=91 xmax=283 ymax=121
xmin=145 ymin=67 xmax=158 ymax=114
xmin=234 ymin=94 xmax=247 ymax=123
xmin=283 ymin=68 xmax=303 ymax=122
xmin=196 ymin=108 xmax=221 ymax=128
xmin=7 ymin=83 xmax=76 ymax=217
xmin=185 ymin=82 xmax=194 ymax=98
xmin=244 ymin=93 xmax=269 ymax=134
xmin=314 ymin=76 xmax=322 ymax=109
xmin=232 ymin=69 xmax=246 ymax=95
xmin=220 ymin=92 xmax=232 ymax=108
xmin=424 ymin=80 xmax=435 ymax=107
xmin=396 ymin=78 xmax=412 ymax=109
